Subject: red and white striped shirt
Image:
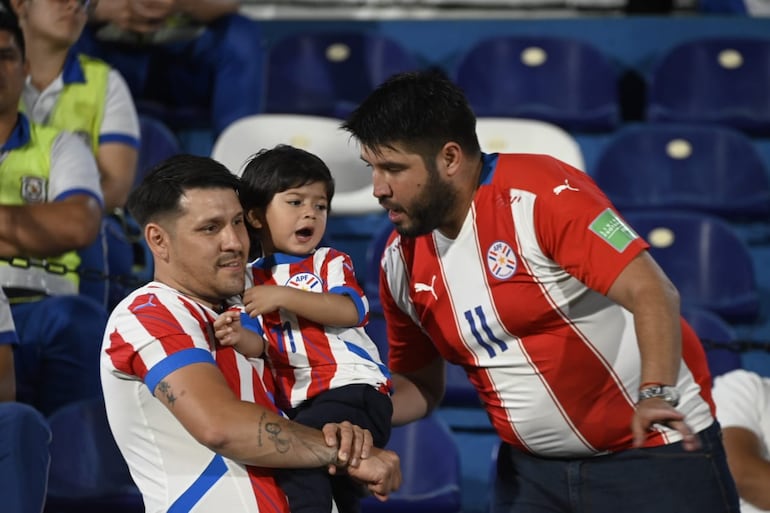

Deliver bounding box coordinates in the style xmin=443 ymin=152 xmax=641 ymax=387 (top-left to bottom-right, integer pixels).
xmin=101 ymin=281 xmax=289 ymax=513
xmin=248 ymin=248 xmax=391 ymax=411
xmin=382 ymin=153 xmax=715 ymax=458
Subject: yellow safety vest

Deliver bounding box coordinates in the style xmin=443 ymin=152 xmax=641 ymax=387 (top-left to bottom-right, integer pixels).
xmin=0 ymin=119 xmax=81 ymax=295
xmin=47 ymin=53 xmax=109 ymax=155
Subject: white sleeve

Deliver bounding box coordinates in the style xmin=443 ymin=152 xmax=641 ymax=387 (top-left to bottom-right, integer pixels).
xmin=0 ymin=289 xmax=16 ymax=343
xmin=49 ymin=131 xmax=104 ymax=206
xmin=713 ymin=369 xmax=768 ymax=440
xmin=101 ymin=69 xmax=140 ymax=145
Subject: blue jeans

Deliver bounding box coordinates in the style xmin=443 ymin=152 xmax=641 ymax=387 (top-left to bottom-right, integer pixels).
xmin=491 ymin=422 xmax=739 ymax=513
xmin=12 ymin=295 xmax=107 ymax=416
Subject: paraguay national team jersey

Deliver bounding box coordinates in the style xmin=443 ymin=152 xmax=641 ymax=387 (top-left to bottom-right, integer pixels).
xmin=382 ymin=153 xmax=715 ymax=458
xmin=249 ymin=249 xmax=391 ymax=410
xmin=101 ymin=281 xmax=289 ymax=513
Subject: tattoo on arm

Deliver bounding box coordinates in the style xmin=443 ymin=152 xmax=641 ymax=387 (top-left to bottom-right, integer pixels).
xmin=257 ymin=411 xmax=290 ymax=453
xmin=256 ymin=412 xmax=336 ymax=466
xmin=157 ymin=380 xmax=176 ymax=407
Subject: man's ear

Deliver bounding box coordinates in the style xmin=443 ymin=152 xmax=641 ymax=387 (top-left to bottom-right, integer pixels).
xmin=441 ymin=141 xmax=463 ymax=177
xmin=246 ymin=208 xmax=264 ymax=229
xmin=145 ymin=223 xmax=169 ymax=261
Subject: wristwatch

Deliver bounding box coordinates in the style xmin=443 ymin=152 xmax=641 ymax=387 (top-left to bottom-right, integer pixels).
xmin=637 ymin=385 xmax=680 ymax=407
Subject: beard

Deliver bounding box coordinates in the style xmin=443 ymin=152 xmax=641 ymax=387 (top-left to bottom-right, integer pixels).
xmin=393 ymin=164 xmax=459 ymax=238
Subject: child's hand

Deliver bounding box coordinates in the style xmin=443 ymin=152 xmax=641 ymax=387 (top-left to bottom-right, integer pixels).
xmin=214 ymin=309 xmax=241 ymax=346
xmin=242 ymin=285 xmax=285 ymax=317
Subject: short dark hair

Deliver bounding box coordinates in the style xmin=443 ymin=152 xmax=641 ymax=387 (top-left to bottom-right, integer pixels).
xmin=239 ymin=144 xmax=335 ymax=212
xmin=0 ymin=5 xmax=24 ymax=59
xmin=238 ymin=145 xmax=334 ymax=259
xmin=342 ymin=69 xmax=480 ymax=163
xmin=127 ymin=154 xmax=241 ymax=228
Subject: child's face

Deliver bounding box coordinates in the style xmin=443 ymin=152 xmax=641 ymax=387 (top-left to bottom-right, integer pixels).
xmin=251 ymin=181 xmax=329 ymax=256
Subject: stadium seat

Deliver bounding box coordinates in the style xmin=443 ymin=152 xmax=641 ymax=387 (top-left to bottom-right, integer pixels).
xmin=363 ymin=217 xmax=397 ymax=310
xmin=647 ymin=37 xmax=770 ymax=134
xmin=475 ymin=117 xmax=586 ymax=171
xmin=44 ymin=398 xmax=143 ymax=513
xmin=135 ymin=115 xmax=182 ymax=189
xmin=593 ymin=123 xmax=770 ymax=221
xmin=681 ymin=306 xmax=741 ymax=380
xmin=211 ymin=114 xmax=378 ymax=215
xmin=264 ymin=31 xmax=421 ymax=118
xmin=622 ymin=210 xmax=760 ymax=324
xmin=362 ymin=414 xmax=462 ymax=513
xmin=454 ymin=35 xmax=620 ymax=132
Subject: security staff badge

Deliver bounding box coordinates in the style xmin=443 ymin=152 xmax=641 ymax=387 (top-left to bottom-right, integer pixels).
xmin=21 ymin=176 xmax=47 ymax=203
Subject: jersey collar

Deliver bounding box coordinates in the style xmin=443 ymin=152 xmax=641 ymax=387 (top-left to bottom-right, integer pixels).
xmin=480 ymin=152 xmax=498 ymax=185
xmin=61 ymin=50 xmax=86 ymax=85
xmin=1 ymin=113 xmax=31 ymax=152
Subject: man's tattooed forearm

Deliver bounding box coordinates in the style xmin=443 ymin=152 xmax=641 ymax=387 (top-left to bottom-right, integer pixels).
xmin=157 ymin=380 xmax=176 ymax=407
xmin=257 ymin=412 xmax=290 ymax=453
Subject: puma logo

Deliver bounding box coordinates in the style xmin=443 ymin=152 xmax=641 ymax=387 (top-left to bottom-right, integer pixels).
xmin=414 ymin=275 xmax=438 ymax=301
xmin=553 ymin=179 xmax=579 ymax=195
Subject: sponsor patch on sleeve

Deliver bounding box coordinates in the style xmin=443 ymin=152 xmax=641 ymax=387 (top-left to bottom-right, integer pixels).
xmin=589 ymin=208 xmax=639 ymax=252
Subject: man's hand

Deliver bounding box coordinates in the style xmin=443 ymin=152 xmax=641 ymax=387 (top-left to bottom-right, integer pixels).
xmin=322 ymin=421 xmax=373 ymax=470
xmin=347 ymin=447 xmax=402 ymax=501
xmin=631 ymin=398 xmax=700 ymax=451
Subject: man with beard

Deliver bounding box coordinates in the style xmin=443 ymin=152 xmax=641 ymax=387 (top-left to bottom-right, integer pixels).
xmin=342 ymin=69 xmax=740 ymax=513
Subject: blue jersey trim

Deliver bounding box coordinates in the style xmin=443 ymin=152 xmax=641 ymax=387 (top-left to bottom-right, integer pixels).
xmin=240 ymin=312 xmax=265 ymax=337
xmin=99 ymin=132 xmax=141 ymax=149
xmin=0 ymin=330 xmax=18 ymax=346
xmin=168 ymin=454 xmax=228 ymax=513
xmin=53 ymin=188 xmax=104 ymax=209
xmin=344 ymin=341 xmax=391 ymax=380
xmin=253 ymin=252 xmax=313 ymax=269
xmin=0 ymin=114 xmax=31 ymax=151
xmin=145 ymin=348 xmax=216 ymax=393
xmin=480 ymin=152 xmax=498 ymax=185
xmin=62 ymin=51 xmax=86 ymax=84
xmin=329 ymin=285 xmax=366 ymax=325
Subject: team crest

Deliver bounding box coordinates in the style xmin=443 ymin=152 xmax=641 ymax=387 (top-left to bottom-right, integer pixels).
xmin=21 ymin=176 xmax=47 ymax=203
xmin=486 ymin=241 xmax=517 ymax=280
xmin=286 ymin=272 xmax=323 ymax=292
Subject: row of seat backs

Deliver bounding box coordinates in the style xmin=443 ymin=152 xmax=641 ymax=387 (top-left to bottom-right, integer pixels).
xmin=209 ymin=114 xmax=587 ymax=216
xmin=261 ymin=31 xmax=770 ymax=134
xmin=149 ymin=110 xmax=770 ymax=230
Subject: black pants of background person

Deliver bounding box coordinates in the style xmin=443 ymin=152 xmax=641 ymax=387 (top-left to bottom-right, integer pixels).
xmin=277 ymin=383 xmax=393 ymax=513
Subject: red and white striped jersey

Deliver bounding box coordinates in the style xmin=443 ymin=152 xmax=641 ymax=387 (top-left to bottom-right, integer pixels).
xmin=382 ymin=153 xmax=715 ymax=458
xmin=248 ymin=248 xmax=391 ymax=410
xmin=101 ymin=281 xmax=289 ymax=513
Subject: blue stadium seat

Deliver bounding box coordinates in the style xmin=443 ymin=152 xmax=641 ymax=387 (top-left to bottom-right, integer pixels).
xmin=647 ymin=37 xmax=770 ymax=135
xmin=453 ymin=35 xmax=620 ymax=132
xmin=622 ymin=210 xmax=760 ymax=324
xmin=135 ymin=115 xmax=182 ymax=189
xmin=44 ymin=398 xmax=143 ymax=513
xmin=681 ymin=306 xmax=741 ymax=380
xmin=363 ymin=217 xmax=397 ymax=312
xmin=264 ymin=32 xmax=421 ymax=119
xmin=362 ymin=414 xmax=462 ymax=513
xmin=593 ymin=123 xmax=770 ymax=221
